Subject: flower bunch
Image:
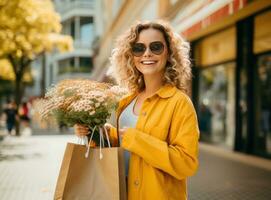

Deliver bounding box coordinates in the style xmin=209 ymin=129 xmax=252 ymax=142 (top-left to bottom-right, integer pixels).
xmin=35 ymin=79 xmax=127 ymax=129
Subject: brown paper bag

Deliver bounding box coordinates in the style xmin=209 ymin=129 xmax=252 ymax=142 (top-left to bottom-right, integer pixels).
xmin=54 ymin=143 xmax=127 ymax=200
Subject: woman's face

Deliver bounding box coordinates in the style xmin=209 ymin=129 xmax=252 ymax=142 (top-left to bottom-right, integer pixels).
xmin=132 ymin=28 xmax=168 ymax=77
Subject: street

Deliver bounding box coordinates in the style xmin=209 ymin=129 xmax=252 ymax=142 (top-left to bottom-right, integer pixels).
xmin=0 ymin=132 xmax=271 ymax=200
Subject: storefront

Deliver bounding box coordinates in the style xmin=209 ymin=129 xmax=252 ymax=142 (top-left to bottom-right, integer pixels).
xmin=191 ymin=6 xmax=271 ymax=158
xmin=253 ymin=10 xmax=271 ymax=157
xmin=194 ymin=27 xmax=236 ymax=149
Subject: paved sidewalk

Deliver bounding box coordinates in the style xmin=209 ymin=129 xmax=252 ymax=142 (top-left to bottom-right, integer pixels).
xmin=188 ymin=143 xmax=271 ymax=200
xmin=0 ymin=134 xmax=74 ymax=200
xmin=0 ymin=134 xmax=271 ymax=200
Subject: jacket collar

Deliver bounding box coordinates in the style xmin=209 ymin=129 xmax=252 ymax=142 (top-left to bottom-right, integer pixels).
xmin=155 ymin=84 xmax=177 ymax=98
xmin=120 ymin=84 xmax=176 ymax=105
xmin=116 ymin=84 xmax=177 ymax=116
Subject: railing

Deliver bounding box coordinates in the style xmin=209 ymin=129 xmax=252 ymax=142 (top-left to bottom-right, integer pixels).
xmin=55 ymin=0 xmax=94 ymax=15
xmin=73 ymin=40 xmax=92 ymax=49
xmin=58 ymin=66 xmax=93 ymax=75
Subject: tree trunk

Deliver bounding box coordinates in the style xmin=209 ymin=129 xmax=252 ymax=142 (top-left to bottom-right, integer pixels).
xmin=14 ymin=75 xmax=23 ymax=136
xmin=40 ymin=54 xmax=46 ymax=97
xmin=8 ymin=55 xmax=31 ymax=136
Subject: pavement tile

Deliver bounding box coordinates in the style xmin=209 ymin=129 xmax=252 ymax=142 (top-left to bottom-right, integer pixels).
xmin=188 ymin=147 xmax=271 ymax=200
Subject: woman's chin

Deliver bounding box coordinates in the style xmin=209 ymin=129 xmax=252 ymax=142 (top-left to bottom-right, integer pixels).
xmin=141 ymin=70 xmax=157 ymax=76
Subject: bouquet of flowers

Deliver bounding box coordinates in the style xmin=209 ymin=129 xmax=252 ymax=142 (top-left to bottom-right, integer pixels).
xmin=35 ymin=79 xmax=127 ymax=147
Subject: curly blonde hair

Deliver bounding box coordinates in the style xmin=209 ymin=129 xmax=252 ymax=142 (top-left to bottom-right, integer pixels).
xmin=109 ymin=20 xmax=191 ymax=93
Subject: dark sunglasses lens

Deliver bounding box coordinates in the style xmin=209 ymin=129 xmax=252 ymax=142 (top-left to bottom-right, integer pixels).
xmin=150 ymin=42 xmax=164 ymax=55
xmin=132 ymin=43 xmax=145 ymax=56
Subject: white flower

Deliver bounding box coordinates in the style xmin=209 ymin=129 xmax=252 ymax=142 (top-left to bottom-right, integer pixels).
xmin=110 ymin=85 xmax=127 ymax=95
xmin=34 ymin=79 xmax=126 ymax=127
xmin=89 ymin=110 xmax=95 ymax=115
xmin=95 ymin=102 xmax=100 ymax=108
xmin=97 ymin=97 xmax=104 ymax=102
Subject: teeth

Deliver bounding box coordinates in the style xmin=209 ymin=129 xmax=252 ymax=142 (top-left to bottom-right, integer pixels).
xmin=142 ymin=61 xmax=156 ymax=64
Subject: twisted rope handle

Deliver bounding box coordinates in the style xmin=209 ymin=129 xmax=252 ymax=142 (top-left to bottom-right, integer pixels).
xmin=85 ymin=126 xmax=97 ymax=158
xmin=103 ymin=126 xmax=111 ymax=148
xmin=84 ymin=125 xmax=111 ymax=159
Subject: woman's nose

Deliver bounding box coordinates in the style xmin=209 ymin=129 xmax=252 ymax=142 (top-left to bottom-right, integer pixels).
xmin=143 ymin=47 xmax=153 ymax=57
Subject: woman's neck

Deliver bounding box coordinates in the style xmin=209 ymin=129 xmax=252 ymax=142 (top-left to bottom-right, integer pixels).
xmin=142 ymin=74 xmax=164 ymax=96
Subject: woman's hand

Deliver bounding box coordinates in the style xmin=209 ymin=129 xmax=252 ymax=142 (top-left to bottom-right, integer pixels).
xmin=104 ymin=123 xmax=128 ymax=140
xmin=74 ymin=124 xmax=89 ymax=137
xmin=119 ymin=127 xmax=129 ymax=139
xmin=104 ymin=123 xmax=114 ymax=134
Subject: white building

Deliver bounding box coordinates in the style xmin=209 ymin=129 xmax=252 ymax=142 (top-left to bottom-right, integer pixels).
xmin=50 ymin=0 xmax=96 ymax=84
xmin=25 ymin=0 xmax=97 ymax=98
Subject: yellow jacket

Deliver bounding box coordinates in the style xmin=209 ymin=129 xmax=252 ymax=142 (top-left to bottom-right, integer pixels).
xmin=110 ymin=84 xmax=199 ymax=200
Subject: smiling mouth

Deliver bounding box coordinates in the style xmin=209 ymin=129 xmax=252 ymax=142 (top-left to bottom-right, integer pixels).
xmin=141 ymin=61 xmax=158 ymax=65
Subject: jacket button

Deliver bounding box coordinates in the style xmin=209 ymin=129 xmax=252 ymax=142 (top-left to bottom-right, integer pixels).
xmin=142 ymin=112 xmax=147 ymax=116
xmin=134 ymin=180 xmax=139 ymax=186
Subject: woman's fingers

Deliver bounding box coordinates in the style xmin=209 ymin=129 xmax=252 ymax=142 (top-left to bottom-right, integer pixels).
xmin=74 ymin=124 xmax=89 ymax=136
xmin=104 ymin=123 xmax=114 ymax=133
xmin=119 ymin=127 xmax=128 ymax=139
xmin=75 ymin=124 xmax=88 ymax=130
xmin=104 ymin=122 xmax=113 ymax=129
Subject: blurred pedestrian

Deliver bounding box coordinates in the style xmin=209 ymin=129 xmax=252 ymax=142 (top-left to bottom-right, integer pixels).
xmin=3 ymin=100 xmax=17 ymax=135
xmin=19 ymin=101 xmax=32 ymax=136
xmin=19 ymin=102 xmax=30 ymax=124
xmin=59 ymin=120 xmax=68 ymax=133
xmin=75 ymin=20 xmax=199 ymax=200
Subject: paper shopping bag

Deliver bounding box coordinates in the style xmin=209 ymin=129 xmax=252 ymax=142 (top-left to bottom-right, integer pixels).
xmin=54 ymin=143 xmax=126 ymax=200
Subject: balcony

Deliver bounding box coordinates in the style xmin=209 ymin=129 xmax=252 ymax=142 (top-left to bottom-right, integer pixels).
xmin=74 ymin=40 xmax=92 ymax=49
xmin=58 ymin=66 xmax=92 ymax=75
xmin=57 ymin=56 xmax=93 ymax=76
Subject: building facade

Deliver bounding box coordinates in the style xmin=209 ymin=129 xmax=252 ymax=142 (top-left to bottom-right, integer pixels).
xmin=47 ymin=0 xmax=96 ymax=86
xmin=93 ymin=0 xmax=271 ymax=159
xmin=24 ymin=0 xmax=97 ymax=98
xmin=169 ymin=0 xmax=271 ymax=158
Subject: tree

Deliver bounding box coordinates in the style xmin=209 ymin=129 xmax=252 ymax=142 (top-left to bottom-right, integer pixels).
xmin=0 ymin=0 xmax=73 ymax=135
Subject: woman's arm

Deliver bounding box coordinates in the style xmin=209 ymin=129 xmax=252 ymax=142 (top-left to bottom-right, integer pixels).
xmin=121 ymin=96 xmax=199 ymax=180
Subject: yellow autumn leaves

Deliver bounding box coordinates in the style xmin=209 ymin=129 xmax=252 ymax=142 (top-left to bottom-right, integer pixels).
xmin=0 ymin=0 xmax=73 ymax=80
xmin=0 ymin=59 xmax=32 ymax=82
xmin=0 ymin=0 xmax=73 ymax=58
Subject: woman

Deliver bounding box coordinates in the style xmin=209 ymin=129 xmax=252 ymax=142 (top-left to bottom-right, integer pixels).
xmin=75 ymin=20 xmax=199 ymax=200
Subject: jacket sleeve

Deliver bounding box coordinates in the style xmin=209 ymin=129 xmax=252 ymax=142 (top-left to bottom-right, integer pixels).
xmin=121 ymin=96 xmax=200 ymax=180
xmin=109 ymin=126 xmax=119 ymax=147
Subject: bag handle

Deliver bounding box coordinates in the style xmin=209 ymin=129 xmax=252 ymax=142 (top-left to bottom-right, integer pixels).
xmin=99 ymin=127 xmax=104 ymax=159
xmin=84 ymin=125 xmax=97 ymax=158
xmin=84 ymin=125 xmax=111 ymax=159
xmin=103 ymin=126 xmax=111 ymax=148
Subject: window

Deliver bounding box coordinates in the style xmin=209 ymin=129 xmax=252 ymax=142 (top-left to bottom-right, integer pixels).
xmin=79 ymin=57 xmax=93 ymax=73
xmin=256 ymin=53 xmax=271 ymax=156
xmin=80 ymin=17 xmax=94 ymax=45
xmin=198 ymin=62 xmax=236 ymax=148
xmin=71 ymin=20 xmax=75 ymax=39
xmin=58 ymin=57 xmax=93 ymax=74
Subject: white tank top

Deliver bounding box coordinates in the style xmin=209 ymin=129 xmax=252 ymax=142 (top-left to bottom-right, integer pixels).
xmin=119 ymin=97 xmax=138 ymax=176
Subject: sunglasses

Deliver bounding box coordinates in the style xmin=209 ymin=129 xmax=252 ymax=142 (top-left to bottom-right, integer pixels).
xmin=131 ymin=41 xmax=165 ymax=57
